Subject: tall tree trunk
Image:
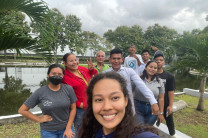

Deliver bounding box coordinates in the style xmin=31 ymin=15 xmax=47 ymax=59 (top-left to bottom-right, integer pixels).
xmin=196 ymin=76 xmax=206 ymax=111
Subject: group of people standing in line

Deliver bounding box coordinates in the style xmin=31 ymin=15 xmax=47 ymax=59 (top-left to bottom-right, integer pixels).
xmin=18 ymin=44 xmax=177 ymax=138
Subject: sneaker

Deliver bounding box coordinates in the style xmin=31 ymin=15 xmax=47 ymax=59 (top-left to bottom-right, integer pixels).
xmin=170 ymin=134 xmax=183 ymax=138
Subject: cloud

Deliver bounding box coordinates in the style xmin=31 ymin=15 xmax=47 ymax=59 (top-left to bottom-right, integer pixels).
xmin=44 ymin=0 xmax=208 ymax=36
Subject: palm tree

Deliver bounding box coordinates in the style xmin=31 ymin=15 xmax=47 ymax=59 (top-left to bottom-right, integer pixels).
xmin=172 ymin=32 xmax=208 ymax=111
xmin=0 ymin=0 xmax=50 ymax=52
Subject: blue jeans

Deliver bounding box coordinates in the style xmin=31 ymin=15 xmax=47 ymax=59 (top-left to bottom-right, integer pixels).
xmin=41 ymin=126 xmax=75 ymax=138
xmin=74 ymin=107 xmax=85 ymax=133
xmin=134 ymin=99 xmax=157 ymax=125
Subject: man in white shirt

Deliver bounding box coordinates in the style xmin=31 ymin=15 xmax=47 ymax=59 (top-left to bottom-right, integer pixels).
xmin=124 ymin=44 xmax=143 ymax=74
xmin=104 ymin=48 xmax=159 ymax=115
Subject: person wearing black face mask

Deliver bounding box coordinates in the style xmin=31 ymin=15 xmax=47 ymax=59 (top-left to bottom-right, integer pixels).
xmin=48 ymin=75 xmax=63 ymax=85
xmin=19 ymin=64 xmax=77 ymax=138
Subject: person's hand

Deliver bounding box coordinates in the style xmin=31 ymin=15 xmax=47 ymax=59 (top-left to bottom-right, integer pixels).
xmin=87 ymin=58 xmax=94 ymax=71
xmin=151 ymin=46 xmax=158 ymax=51
xmin=167 ymin=106 xmax=173 ymax=115
xmin=157 ymin=114 xmax=164 ymax=123
xmin=39 ymin=115 xmax=52 ymax=123
xmin=132 ymin=54 xmax=138 ymax=59
xmin=80 ymin=102 xmax=83 ymax=108
xmin=151 ymin=103 xmax=159 ymax=115
xmin=63 ymin=128 xmax=75 ymax=138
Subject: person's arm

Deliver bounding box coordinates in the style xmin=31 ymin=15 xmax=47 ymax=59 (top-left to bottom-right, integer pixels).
xmin=86 ymin=59 xmax=98 ymax=76
xmin=158 ymin=93 xmax=164 ymax=122
xmin=167 ymin=91 xmax=174 ymax=115
xmin=124 ymin=57 xmax=128 ymax=67
xmin=89 ymin=68 xmax=98 ymax=77
xmin=133 ymin=54 xmax=142 ymax=66
xmin=151 ymin=46 xmax=158 ymax=51
xmin=87 ymin=58 xmax=98 ymax=76
xmin=166 ymin=74 xmax=175 ymax=115
xmin=130 ymin=69 xmax=159 ymax=115
xmin=18 ymin=104 xmax=52 ymax=123
xmin=63 ymin=103 xmax=76 ymax=138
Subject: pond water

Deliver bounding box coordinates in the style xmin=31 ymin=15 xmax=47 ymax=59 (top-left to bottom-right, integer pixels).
xmin=0 ymin=66 xmax=206 ymax=116
xmin=0 ymin=67 xmax=47 ymax=116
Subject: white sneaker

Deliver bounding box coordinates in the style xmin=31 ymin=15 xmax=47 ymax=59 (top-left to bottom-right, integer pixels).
xmin=170 ymin=134 xmax=183 ymax=138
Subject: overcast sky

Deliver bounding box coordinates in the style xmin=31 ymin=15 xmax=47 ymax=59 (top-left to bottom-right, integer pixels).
xmin=43 ymin=0 xmax=208 ymax=36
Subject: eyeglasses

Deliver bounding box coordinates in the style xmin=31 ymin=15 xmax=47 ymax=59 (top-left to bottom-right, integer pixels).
xmin=51 ymin=72 xmax=64 ymax=77
xmin=155 ymin=59 xmax=164 ymax=62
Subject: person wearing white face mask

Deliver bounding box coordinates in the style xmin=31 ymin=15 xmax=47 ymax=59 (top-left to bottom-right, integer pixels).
xmin=18 ymin=64 xmax=77 ymax=138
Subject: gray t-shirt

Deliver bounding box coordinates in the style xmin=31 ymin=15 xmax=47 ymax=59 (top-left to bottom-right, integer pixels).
xmin=24 ymin=83 xmax=77 ymax=131
xmin=134 ymin=78 xmax=165 ymax=102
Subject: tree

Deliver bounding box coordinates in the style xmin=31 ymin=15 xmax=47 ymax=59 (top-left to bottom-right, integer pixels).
xmin=31 ymin=8 xmax=65 ymax=63
xmin=64 ymin=14 xmax=82 ymax=53
xmin=104 ymin=25 xmax=145 ymax=55
xmin=0 ymin=0 xmax=50 ymax=54
xmin=0 ymin=11 xmax=30 ymax=57
xmin=80 ymin=31 xmax=113 ymax=57
xmin=0 ymin=76 xmax=31 ymax=115
xmin=172 ymin=30 xmax=208 ymax=111
xmin=144 ymin=24 xmax=179 ymax=63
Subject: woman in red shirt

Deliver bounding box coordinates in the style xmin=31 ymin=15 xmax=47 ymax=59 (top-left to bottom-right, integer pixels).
xmin=62 ymin=53 xmax=98 ymax=133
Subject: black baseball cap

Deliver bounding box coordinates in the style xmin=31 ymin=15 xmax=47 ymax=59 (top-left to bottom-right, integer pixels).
xmin=154 ymin=50 xmax=164 ymax=59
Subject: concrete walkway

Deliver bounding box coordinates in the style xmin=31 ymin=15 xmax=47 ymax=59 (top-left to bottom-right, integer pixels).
xmin=154 ymin=99 xmax=191 ymax=138
xmin=155 ymin=123 xmax=191 ymax=138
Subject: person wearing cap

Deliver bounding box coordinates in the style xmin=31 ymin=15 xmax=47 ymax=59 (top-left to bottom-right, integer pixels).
xmin=124 ymin=44 xmax=143 ymax=74
xmin=94 ymin=50 xmax=110 ymax=73
xmin=104 ymin=48 xmax=159 ymax=115
xmin=154 ymin=51 xmax=177 ymax=137
xmin=138 ymin=46 xmax=158 ymax=75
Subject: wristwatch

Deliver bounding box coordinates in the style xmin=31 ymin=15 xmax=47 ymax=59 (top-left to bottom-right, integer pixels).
xmin=159 ymin=112 xmax=163 ymax=115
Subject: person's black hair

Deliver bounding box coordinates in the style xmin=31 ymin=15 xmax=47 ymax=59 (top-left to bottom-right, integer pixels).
xmin=154 ymin=51 xmax=164 ymax=59
xmin=110 ymin=48 xmax=123 ymax=57
xmin=130 ymin=44 xmax=137 ymax=49
xmin=141 ymin=50 xmax=150 ymax=55
xmin=63 ymin=53 xmax=75 ymax=62
xmin=47 ymin=64 xmax=64 ymax=75
xmin=154 ymin=54 xmax=164 ymax=59
xmin=140 ymin=61 xmax=159 ymax=82
xmin=78 ymin=72 xmax=159 ymax=138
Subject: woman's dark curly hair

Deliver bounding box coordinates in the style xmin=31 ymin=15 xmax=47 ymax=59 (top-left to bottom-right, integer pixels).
xmin=140 ymin=61 xmax=159 ymax=82
xmin=78 ymin=72 xmax=159 ymax=138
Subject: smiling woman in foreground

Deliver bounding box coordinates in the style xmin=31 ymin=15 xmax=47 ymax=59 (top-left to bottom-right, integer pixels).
xmin=78 ymin=72 xmax=160 ymax=138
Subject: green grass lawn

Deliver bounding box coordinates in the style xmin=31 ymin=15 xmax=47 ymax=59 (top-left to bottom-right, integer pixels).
xmin=174 ymin=94 xmax=208 ymax=138
xmin=0 ymin=94 xmax=207 ymax=137
xmin=0 ymin=120 xmax=40 ymax=137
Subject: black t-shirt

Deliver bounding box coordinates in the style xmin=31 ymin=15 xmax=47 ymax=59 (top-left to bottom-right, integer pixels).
xmin=157 ymin=70 xmax=175 ymax=106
